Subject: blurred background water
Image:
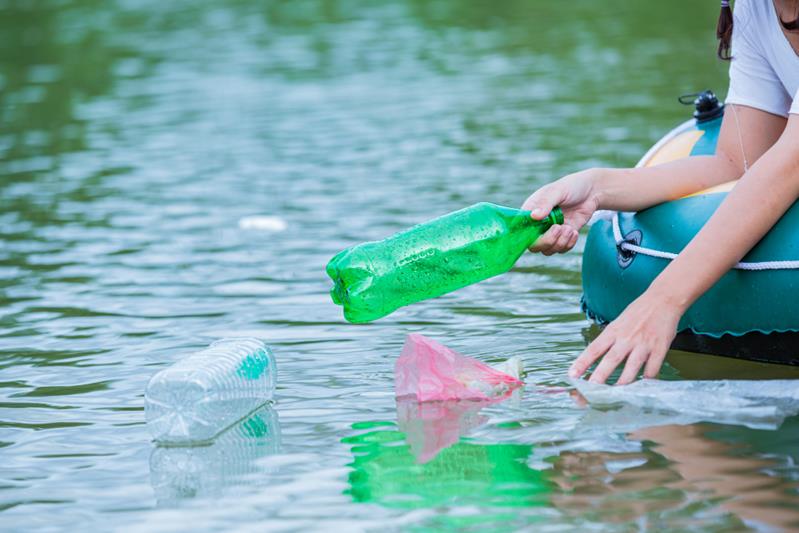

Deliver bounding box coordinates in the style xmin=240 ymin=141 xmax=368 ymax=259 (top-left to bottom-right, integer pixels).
xmin=3 ymin=0 xmax=799 ymax=531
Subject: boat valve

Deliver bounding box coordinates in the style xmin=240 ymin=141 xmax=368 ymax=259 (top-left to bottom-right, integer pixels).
xmin=678 ymin=89 xmax=724 ymax=123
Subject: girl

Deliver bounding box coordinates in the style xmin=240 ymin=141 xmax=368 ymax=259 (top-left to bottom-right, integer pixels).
xmin=523 ymin=0 xmax=799 ymax=384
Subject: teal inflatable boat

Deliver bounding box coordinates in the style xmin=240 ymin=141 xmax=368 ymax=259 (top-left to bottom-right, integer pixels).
xmin=582 ymin=91 xmax=799 ymax=365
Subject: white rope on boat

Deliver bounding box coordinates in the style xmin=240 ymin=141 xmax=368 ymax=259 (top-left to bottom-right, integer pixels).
xmin=611 ymin=211 xmax=799 ymax=271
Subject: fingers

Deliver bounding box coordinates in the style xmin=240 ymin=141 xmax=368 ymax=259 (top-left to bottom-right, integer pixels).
xmin=522 ymin=186 xmax=565 ymax=220
xmin=569 ymin=291 xmax=680 ymax=385
xmin=565 ymin=230 xmax=579 ymax=251
xmin=569 ymin=389 xmax=588 ymax=408
xmin=615 ymin=346 xmax=649 ymax=385
xmin=643 ymin=344 xmax=669 ymax=379
xmin=553 ymin=226 xmax=576 ymax=253
xmin=570 ymin=331 xmax=672 ymax=385
xmin=569 ymin=331 xmax=614 ymax=379
xmin=528 ymin=225 xmax=579 ymax=255
xmin=588 ymin=341 xmax=632 ymax=384
xmin=529 ymin=226 xmax=562 ymax=255
xmin=571 ymin=336 xmax=669 ymax=384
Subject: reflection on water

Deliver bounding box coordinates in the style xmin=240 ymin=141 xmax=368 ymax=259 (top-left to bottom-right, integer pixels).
xmin=344 ymin=400 xmax=551 ymax=529
xmin=630 ymin=423 xmax=799 ymax=530
xmin=150 ymin=406 xmax=280 ymax=507
xmin=544 ymin=421 xmax=799 ymax=530
xmin=3 ymin=0 xmax=799 ymax=530
xmin=396 ymin=398 xmax=493 ymax=463
xmin=345 ymin=406 xmax=799 ymax=531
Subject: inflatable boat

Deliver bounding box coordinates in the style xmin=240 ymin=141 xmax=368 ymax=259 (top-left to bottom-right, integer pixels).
xmin=582 ymin=91 xmax=799 ymax=366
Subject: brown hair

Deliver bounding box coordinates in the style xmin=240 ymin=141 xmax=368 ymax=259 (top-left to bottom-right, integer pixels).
xmin=716 ymin=1 xmax=733 ymax=60
xmin=717 ymin=1 xmax=799 ymax=61
xmin=781 ymin=5 xmax=799 ymax=30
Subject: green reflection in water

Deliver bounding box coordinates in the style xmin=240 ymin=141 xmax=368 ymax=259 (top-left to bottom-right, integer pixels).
xmin=343 ymin=415 xmax=550 ymax=529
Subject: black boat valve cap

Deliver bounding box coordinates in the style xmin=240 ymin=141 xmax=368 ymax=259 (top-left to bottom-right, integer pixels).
xmin=678 ymin=90 xmax=724 ymax=123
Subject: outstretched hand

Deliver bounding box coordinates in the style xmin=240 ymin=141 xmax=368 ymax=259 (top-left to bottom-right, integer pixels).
xmin=522 ymin=169 xmax=601 ymax=255
xmin=569 ymin=291 xmax=681 ymax=384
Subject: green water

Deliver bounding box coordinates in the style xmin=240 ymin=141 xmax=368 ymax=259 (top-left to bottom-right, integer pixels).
xmin=4 ymin=0 xmax=799 ymax=530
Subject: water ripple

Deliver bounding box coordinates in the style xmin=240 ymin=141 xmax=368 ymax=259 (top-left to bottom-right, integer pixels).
xmin=3 ymin=0 xmax=796 ymax=531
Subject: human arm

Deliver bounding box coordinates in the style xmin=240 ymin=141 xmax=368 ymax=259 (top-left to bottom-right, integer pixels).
xmin=570 ymin=112 xmax=798 ymax=384
xmin=524 ymin=105 xmax=784 ymax=254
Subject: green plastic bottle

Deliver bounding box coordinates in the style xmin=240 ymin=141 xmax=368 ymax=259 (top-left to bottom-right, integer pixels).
xmin=326 ymin=202 xmax=563 ymax=323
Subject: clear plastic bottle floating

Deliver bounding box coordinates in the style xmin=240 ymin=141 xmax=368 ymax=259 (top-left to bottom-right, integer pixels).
xmin=145 ymin=338 xmax=277 ymax=445
xmin=326 ymin=202 xmax=563 ymax=323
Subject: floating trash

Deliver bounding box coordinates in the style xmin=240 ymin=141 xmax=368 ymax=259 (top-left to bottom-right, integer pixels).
xmin=238 ymin=215 xmax=288 ymax=232
xmin=326 ymin=203 xmax=562 ymax=323
xmin=572 ymin=378 xmax=799 ymax=430
xmin=145 ymin=338 xmax=277 ymax=444
xmin=395 ymin=334 xmax=523 ymax=402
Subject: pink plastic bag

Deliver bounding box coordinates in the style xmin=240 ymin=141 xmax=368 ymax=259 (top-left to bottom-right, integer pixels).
xmin=394 ymin=334 xmax=523 ymax=402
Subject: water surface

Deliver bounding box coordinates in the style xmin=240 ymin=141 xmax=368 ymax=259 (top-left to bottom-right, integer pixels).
xmin=3 ymin=1 xmax=799 ymax=530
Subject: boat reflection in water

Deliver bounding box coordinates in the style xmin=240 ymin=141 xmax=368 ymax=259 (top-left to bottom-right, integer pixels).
xmin=149 ymin=405 xmax=280 ymax=507
xmin=343 ymin=398 xmax=550 ymax=528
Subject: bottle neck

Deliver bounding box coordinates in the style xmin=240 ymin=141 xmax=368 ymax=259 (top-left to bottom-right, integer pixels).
xmin=500 ymin=205 xmax=563 ymax=248
xmin=492 ymin=204 xmax=563 ymax=225
xmin=511 ymin=206 xmax=563 ymax=227
xmin=543 ymin=207 xmax=564 ymax=226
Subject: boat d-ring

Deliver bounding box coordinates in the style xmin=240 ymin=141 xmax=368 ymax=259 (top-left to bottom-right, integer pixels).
xmin=617 ymin=229 xmax=642 ymax=269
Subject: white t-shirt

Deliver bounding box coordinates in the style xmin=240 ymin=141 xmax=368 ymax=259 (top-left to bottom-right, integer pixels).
xmin=726 ymin=0 xmax=799 ymax=116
